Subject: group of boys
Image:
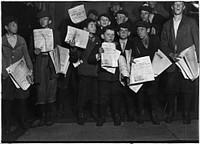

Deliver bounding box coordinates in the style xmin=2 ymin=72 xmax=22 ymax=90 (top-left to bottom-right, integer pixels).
xmin=2 ymin=1 xmax=199 ymax=137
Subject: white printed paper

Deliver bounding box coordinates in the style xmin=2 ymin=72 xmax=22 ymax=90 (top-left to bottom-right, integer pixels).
xmin=68 ymin=4 xmax=87 ymax=24
xmin=101 ymin=42 xmax=121 ymax=68
xmin=33 ymin=28 xmax=54 ymax=52
xmin=176 ymin=45 xmax=199 ymax=81
xmin=65 ymin=26 xmax=89 ymax=49
xmin=152 ymin=49 xmax=172 ymax=77
xmin=6 ymin=57 xmax=31 ymax=90
xmin=130 ymin=56 xmax=155 ymax=84
xmin=49 ymin=45 xmax=70 ymax=75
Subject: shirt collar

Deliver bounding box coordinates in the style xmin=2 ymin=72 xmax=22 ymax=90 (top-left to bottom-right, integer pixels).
xmin=6 ymin=34 xmax=17 ymax=39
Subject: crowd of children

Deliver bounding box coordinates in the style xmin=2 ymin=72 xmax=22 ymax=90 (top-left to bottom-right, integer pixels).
xmin=2 ymin=1 xmax=199 ymax=137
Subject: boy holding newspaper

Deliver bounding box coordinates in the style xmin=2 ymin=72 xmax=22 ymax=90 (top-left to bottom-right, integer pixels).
xmin=88 ymin=25 xmax=122 ymax=126
xmin=161 ymin=1 xmax=199 ymax=124
xmin=2 ymin=16 xmax=33 ymax=135
xmin=31 ymin=11 xmax=61 ymax=127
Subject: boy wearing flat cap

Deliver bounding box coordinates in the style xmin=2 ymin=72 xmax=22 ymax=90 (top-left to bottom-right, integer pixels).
xmin=139 ymin=3 xmax=166 ymax=38
xmin=30 ymin=11 xmax=61 ymax=127
xmin=2 ymin=16 xmax=33 ymax=135
xmin=132 ymin=21 xmax=161 ymax=125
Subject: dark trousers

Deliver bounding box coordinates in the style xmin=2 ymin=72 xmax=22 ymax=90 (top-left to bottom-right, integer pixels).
xmin=137 ymin=79 xmax=159 ymax=114
xmin=120 ymin=86 xmax=135 ymax=115
xmin=78 ymin=76 xmax=99 ymax=112
xmin=99 ymin=80 xmax=121 ymax=115
xmin=166 ymin=67 xmax=195 ymax=113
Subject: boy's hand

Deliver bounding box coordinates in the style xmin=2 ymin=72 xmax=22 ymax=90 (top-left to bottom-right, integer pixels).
xmin=169 ymin=53 xmax=182 ymax=62
xmin=130 ymin=57 xmax=136 ymax=64
xmin=34 ymin=48 xmax=41 ymax=55
xmin=99 ymin=47 xmax=104 ymax=54
xmin=69 ymin=39 xmax=75 ymax=47
xmin=26 ymin=74 xmax=34 ymax=84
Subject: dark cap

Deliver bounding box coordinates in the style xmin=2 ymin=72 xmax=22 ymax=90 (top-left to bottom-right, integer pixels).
xmin=87 ymin=9 xmax=99 ymax=17
xmin=116 ymin=10 xmax=128 ymax=17
xmin=138 ymin=4 xmax=153 ymax=13
xmin=82 ymin=18 xmax=96 ymax=28
xmin=117 ymin=22 xmax=131 ymax=31
xmin=3 ymin=16 xmax=18 ymax=27
xmin=111 ymin=2 xmax=123 ymax=6
xmin=98 ymin=13 xmax=111 ymax=21
xmin=37 ymin=11 xmax=52 ymax=19
xmin=135 ymin=21 xmax=151 ymax=28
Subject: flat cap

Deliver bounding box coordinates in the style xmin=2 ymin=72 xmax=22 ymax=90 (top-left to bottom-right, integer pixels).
xmin=138 ymin=4 xmax=153 ymax=13
xmin=37 ymin=11 xmax=52 ymax=19
xmin=87 ymin=9 xmax=99 ymax=17
xmin=135 ymin=21 xmax=151 ymax=28
xmin=116 ymin=10 xmax=128 ymax=17
xmin=117 ymin=22 xmax=131 ymax=31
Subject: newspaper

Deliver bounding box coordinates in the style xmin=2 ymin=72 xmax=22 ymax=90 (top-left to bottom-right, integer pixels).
xmin=6 ymin=57 xmax=31 ymax=90
xmin=49 ymin=45 xmax=70 ymax=75
xmin=33 ymin=28 xmax=54 ymax=52
xmin=101 ymin=42 xmax=121 ymax=68
xmin=152 ymin=49 xmax=172 ymax=77
xmin=65 ymin=26 xmax=89 ymax=49
xmin=129 ymin=56 xmax=155 ymax=85
xmin=176 ymin=45 xmax=199 ymax=81
xmin=68 ymin=4 xmax=87 ymax=24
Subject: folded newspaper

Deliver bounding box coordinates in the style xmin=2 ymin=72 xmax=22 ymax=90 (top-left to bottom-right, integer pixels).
xmin=49 ymin=45 xmax=70 ymax=75
xmin=6 ymin=57 xmax=32 ymax=90
xmin=176 ymin=45 xmax=199 ymax=81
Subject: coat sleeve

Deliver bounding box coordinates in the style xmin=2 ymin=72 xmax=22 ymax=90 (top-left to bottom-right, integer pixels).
xmin=160 ymin=23 xmax=172 ymax=57
xmin=22 ymin=37 xmax=33 ymax=71
xmin=191 ymin=19 xmax=199 ymax=61
xmin=87 ymin=44 xmax=100 ymax=65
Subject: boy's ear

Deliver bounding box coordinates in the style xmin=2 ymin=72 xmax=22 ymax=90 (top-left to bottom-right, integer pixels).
xmin=117 ymin=32 xmax=119 ymax=36
xmin=5 ymin=25 xmax=8 ymax=30
xmin=127 ymin=31 xmax=130 ymax=36
xmin=83 ymin=27 xmax=88 ymax=31
xmin=101 ymin=34 xmax=105 ymax=39
xmin=108 ymin=21 xmax=111 ymax=26
xmin=48 ymin=20 xmax=52 ymax=24
xmin=147 ymin=28 xmax=151 ymax=33
xmin=98 ymin=21 xmax=100 ymax=26
xmin=125 ymin=17 xmax=128 ymax=22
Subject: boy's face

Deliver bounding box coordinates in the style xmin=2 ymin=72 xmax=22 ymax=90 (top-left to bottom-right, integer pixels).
xmin=140 ymin=10 xmax=150 ymax=22
xmin=137 ymin=27 xmax=149 ymax=39
xmin=5 ymin=21 xmax=18 ymax=34
xmin=39 ymin=17 xmax=51 ymax=28
xmin=99 ymin=16 xmax=110 ymax=27
xmin=171 ymin=2 xmax=185 ymax=15
xmin=116 ymin=14 xmax=126 ymax=25
xmin=102 ymin=29 xmax=115 ymax=42
xmin=86 ymin=21 xmax=96 ymax=34
xmin=111 ymin=4 xmax=122 ymax=13
xmin=118 ymin=27 xmax=130 ymax=39
xmin=88 ymin=13 xmax=97 ymax=21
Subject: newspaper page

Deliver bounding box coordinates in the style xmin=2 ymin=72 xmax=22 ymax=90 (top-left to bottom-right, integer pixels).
xmin=68 ymin=4 xmax=87 ymax=24
xmin=129 ymin=56 xmax=155 ymax=85
xmin=176 ymin=45 xmax=199 ymax=81
xmin=65 ymin=26 xmax=89 ymax=49
xmin=50 ymin=45 xmax=70 ymax=75
xmin=33 ymin=28 xmax=54 ymax=52
xmin=101 ymin=42 xmax=121 ymax=68
xmin=152 ymin=49 xmax=172 ymax=77
xmin=6 ymin=57 xmax=31 ymax=90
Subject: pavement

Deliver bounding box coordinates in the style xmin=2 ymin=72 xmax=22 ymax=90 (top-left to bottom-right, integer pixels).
xmin=17 ymin=120 xmax=199 ymax=142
